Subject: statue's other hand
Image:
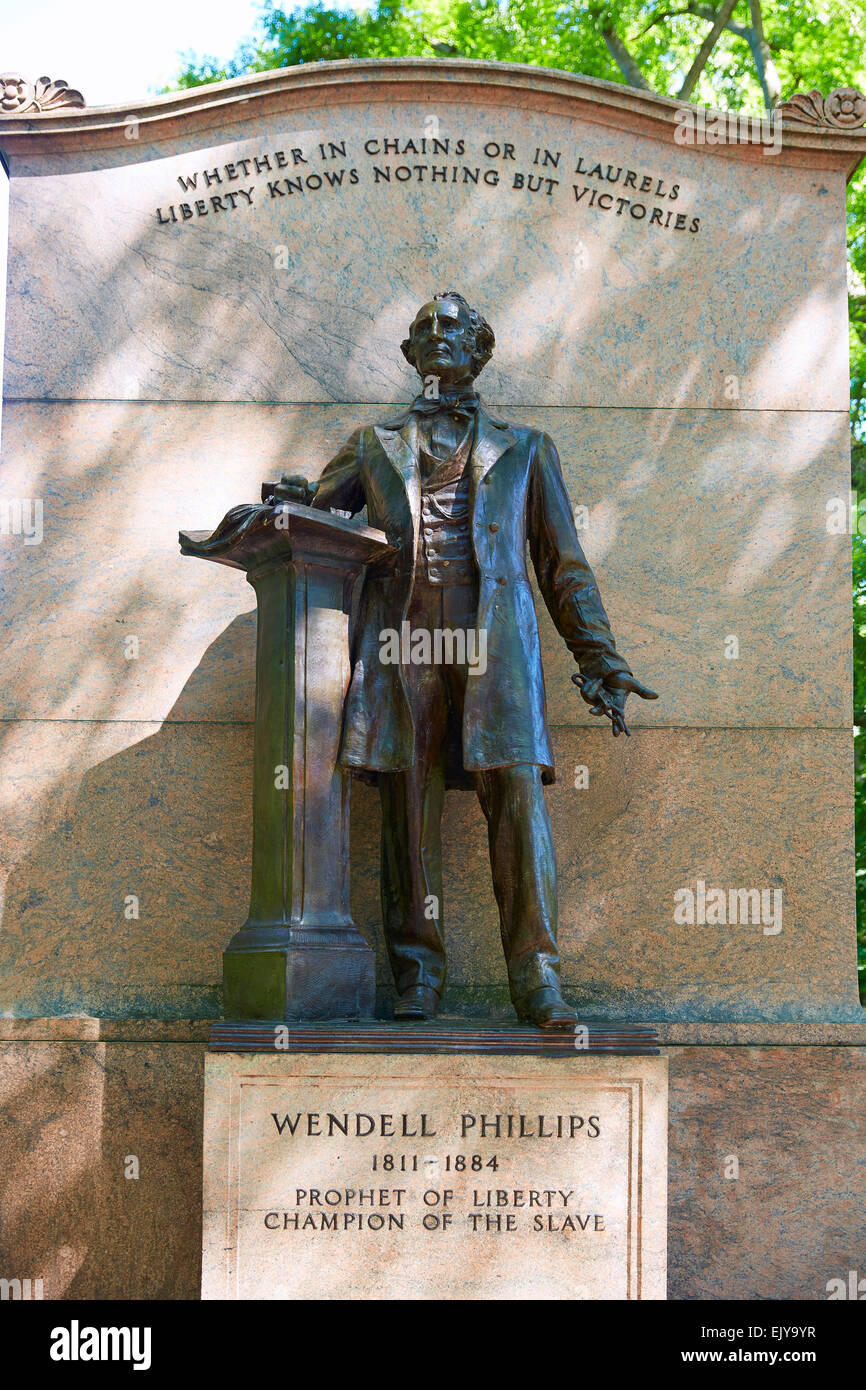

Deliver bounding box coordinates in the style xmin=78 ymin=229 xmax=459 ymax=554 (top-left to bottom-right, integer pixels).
xmin=571 ymin=671 xmax=658 ymax=738
xmin=273 ymin=474 xmax=318 ymax=505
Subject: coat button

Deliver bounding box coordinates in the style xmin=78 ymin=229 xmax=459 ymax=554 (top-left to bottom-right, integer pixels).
xmin=489 ymin=523 xmax=499 ymax=533
xmin=497 ymin=576 xmax=506 ymax=585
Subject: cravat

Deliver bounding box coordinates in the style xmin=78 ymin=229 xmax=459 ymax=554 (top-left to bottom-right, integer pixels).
xmin=411 ymin=387 xmax=480 ymax=424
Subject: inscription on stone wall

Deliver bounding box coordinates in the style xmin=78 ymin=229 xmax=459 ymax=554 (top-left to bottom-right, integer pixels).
xmin=155 ymin=136 xmax=702 ymax=234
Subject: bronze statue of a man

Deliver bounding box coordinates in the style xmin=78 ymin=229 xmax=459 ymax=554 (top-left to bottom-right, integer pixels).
xmin=278 ymin=292 xmax=656 ymax=1028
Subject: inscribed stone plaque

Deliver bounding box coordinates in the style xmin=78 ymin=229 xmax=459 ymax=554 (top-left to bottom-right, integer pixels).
xmin=202 ymin=1052 xmax=667 ymax=1299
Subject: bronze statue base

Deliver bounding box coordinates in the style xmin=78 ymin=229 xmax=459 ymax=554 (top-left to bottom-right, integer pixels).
xmin=222 ymin=924 xmax=375 ymax=1021
xmin=209 ymin=1019 xmax=660 ymax=1055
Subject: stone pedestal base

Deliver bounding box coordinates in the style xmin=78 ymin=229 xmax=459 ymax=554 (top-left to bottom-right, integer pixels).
xmin=202 ymin=1049 xmax=668 ymax=1299
xmin=222 ymin=927 xmax=375 ymax=1021
xmin=4 ymin=1019 xmax=864 ymax=1299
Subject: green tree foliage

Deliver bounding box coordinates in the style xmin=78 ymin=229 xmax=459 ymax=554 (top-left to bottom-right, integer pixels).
xmin=174 ymin=1 xmax=866 ymax=110
xmin=173 ymin=2 xmax=866 ymax=987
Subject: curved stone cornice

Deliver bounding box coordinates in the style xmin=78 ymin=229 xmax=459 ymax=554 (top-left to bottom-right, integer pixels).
xmin=0 ymin=58 xmax=865 ymax=177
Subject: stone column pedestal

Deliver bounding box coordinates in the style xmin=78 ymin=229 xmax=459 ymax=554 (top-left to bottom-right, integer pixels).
xmin=180 ymin=499 xmax=392 ymax=1020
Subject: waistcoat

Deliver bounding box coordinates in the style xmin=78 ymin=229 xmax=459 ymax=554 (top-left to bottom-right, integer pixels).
xmin=415 ymin=420 xmax=477 ymax=586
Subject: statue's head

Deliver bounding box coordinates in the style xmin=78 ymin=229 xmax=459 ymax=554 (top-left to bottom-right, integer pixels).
xmin=401 ymin=292 xmax=494 ymax=385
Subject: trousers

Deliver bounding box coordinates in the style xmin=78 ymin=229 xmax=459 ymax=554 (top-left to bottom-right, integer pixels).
xmin=378 ymin=577 xmax=562 ymax=1004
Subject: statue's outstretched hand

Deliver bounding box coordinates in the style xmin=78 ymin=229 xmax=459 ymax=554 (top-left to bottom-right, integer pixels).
xmin=273 ymin=474 xmax=318 ymax=505
xmin=572 ymin=671 xmax=658 ymax=738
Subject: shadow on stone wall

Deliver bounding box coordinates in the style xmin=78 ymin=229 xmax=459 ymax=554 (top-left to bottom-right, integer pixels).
xmin=0 ymin=610 xmax=512 ymax=1020
xmin=1 ymin=600 xmax=860 ymax=1021
xmin=0 ymin=1037 xmax=204 ymax=1298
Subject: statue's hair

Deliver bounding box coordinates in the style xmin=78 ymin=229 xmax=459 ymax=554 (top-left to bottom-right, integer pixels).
xmin=401 ymin=291 xmax=495 ymax=378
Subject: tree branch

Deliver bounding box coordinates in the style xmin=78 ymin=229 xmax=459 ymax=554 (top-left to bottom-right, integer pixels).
xmin=602 ymin=1 xmax=782 ymax=113
xmin=642 ymin=2 xmax=782 ymax=112
xmin=677 ymin=0 xmax=738 ymax=100
xmin=748 ymin=0 xmax=781 ymax=110
xmin=683 ymin=2 xmax=752 ymax=37
xmin=637 ymin=6 xmax=688 ymax=36
xmin=601 ymin=23 xmax=655 ymax=90
xmin=641 ymin=4 xmax=751 ymax=40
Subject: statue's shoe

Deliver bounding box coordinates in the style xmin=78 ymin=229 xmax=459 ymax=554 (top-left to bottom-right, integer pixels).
xmin=515 ymin=986 xmax=578 ymax=1030
xmin=393 ymin=985 xmax=440 ymax=1021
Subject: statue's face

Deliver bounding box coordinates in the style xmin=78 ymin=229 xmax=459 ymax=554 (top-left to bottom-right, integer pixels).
xmin=408 ymin=299 xmax=475 ymax=383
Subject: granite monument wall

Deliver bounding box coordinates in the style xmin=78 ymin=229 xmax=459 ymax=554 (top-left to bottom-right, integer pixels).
xmin=1 ymin=60 xmax=864 ymax=1298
